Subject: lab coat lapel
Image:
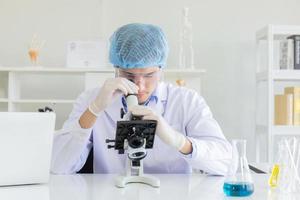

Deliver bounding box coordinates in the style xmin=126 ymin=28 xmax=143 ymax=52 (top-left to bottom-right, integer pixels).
xmin=150 ymin=82 xmax=168 ymax=116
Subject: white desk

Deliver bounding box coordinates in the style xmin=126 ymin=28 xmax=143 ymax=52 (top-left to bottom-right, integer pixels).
xmin=0 ymin=174 xmax=299 ymax=200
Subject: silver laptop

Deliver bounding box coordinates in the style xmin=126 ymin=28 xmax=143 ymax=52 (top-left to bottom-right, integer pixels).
xmin=0 ymin=112 xmax=55 ymax=186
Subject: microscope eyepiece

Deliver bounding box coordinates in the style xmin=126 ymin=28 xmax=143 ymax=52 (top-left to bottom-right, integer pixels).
xmin=125 ymin=94 xmax=138 ymax=108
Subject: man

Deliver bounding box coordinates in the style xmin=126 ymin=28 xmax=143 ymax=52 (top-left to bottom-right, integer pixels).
xmin=51 ymin=23 xmax=231 ymax=175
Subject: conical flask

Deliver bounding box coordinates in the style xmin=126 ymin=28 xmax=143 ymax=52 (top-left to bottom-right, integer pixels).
xmin=223 ymin=139 xmax=254 ymax=197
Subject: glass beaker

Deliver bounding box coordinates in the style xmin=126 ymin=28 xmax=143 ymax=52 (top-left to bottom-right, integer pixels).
xmin=223 ymin=139 xmax=254 ymax=197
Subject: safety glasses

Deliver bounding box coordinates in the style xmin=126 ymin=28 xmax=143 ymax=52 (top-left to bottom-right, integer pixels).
xmin=116 ymin=68 xmax=161 ymax=83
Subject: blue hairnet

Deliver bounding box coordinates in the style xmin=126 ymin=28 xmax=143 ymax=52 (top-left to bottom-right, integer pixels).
xmin=109 ymin=23 xmax=169 ymax=69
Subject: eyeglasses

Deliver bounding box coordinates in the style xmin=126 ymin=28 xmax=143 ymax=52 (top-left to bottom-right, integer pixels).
xmin=116 ymin=68 xmax=161 ymax=83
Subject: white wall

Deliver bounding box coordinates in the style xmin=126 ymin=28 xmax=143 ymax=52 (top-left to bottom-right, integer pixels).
xmin=1 ymin=0 xmax=300 ymax=161
xmin=0 ymin=0 xmax=103 ymax=66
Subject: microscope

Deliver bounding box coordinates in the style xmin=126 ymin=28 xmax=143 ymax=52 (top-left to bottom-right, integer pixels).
xmin=106 ymin=94 xmax=160 ymax=188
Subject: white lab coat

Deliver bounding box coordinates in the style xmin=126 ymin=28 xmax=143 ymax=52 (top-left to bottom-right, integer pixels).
xmin=51 ymin=82 xmax=232 ymax=175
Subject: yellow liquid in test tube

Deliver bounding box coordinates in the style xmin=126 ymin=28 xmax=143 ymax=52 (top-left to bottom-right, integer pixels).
xmin=269 ymin=164 xmax=280 ymax=187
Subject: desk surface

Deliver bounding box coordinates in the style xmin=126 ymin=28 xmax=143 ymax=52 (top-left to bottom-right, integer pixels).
xmin=0 ymin=174 xmax=299 ymax=200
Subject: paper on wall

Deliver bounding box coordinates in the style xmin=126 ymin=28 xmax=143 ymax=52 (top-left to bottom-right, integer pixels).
xmin=66 ymin=40 xmax=108 ymax=68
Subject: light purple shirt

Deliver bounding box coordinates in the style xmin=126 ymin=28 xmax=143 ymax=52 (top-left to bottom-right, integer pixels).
xmin=51 ymin=82 xmax=232 ymax=175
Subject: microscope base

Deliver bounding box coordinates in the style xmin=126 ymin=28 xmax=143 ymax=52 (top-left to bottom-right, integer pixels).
xmin=115 ymin=175 xmax=160 ymax=188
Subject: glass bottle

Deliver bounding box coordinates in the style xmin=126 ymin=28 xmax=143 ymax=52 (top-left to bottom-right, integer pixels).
xmin=223 ymin=139 xmax=254 ymax=197
xmin=179 ymin=7 xmax=195 ymax=70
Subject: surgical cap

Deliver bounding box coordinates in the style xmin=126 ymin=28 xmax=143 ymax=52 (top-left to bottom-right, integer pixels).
xmin=109 ymin=23 xmax=169 ymax=69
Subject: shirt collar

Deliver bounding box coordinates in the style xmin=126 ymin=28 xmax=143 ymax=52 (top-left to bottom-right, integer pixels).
xmin=155 ymin=82 xmax=167 ymax=102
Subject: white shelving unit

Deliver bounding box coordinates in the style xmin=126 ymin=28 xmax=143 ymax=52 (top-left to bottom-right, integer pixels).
xmin=255 ymin=25 xmax=300 ymax=163
xmin=0 ymin=66 xmax=205 ymax=130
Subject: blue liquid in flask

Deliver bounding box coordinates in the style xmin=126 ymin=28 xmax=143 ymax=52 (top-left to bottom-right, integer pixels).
xmin=223 ymin=182 xmax=254 ymax=197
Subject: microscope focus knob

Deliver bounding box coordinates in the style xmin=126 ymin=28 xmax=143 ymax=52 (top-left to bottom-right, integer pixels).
xmin=120 ymin=108 xmax=125 ymax=118
xmin=106 ymin=139 xmax=115 ymax=143
xmin=107 ymin=145 xmax=115 ymax=149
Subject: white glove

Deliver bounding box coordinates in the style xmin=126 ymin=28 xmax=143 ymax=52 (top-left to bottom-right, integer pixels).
xmin=89 ymin=77 xmax=139 ymax=116
xmin=129 ymin=105 xmax=187 ymax=150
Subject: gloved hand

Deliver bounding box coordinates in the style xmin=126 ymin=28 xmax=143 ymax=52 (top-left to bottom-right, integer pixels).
xmin=89 ymin=77 xmax=139 ymax=116
xmin=129 ymin=105 xmax=187 ymax=150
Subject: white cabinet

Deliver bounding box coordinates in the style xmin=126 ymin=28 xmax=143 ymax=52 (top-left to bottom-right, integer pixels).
xmin=0 ymin=67 xmax=205 ymax=130
xmin=255 ymin=25 xmax=300 ymax=163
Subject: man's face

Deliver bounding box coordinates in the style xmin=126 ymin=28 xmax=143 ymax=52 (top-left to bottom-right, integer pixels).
xmin=117 ymin=66 xmax=161 ymax=104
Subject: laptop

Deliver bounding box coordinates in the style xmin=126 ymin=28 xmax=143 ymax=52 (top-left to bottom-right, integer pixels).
xmin=0 ymin=112 xmax=55 ymax=186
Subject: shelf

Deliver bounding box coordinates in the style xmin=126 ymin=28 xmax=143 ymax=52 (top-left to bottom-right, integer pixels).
xmin=256 ymin=24 xmax=300 ymax=40
xmin=163 ymin=69 xmax=206 ymax=75
xmin=256 ymin=70 xmax=300 ymax=82
xmin=165 ymin=69 xmax=206 ymax=73
xmin=11 ymin=99 xmax=75 ymax=104
xmin=0 ymin=66 xmax=206 ymax=74
xmin=0 ymin=66 xmax=205 ymax=138
xmin=256 ymin=124 xmax=300 ymax=136
xmin=0 ymin=98 xmax=8 ymax=103
xmin=255 ymin=24 xmax=300 ymax=163
xmin=273 ymin=126 xmax=300 ymax=136
xmin=273 ymin=70 xmax=300 ymax=81
xmin=0 ymin=66 xmax=114 ymax=73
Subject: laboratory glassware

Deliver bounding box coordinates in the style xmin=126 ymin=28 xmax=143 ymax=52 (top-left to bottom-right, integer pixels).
xmin=178 ymin=7 xmax=195 ymax=70
xmin=223 ymin=139 xmax=254 ymax=197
